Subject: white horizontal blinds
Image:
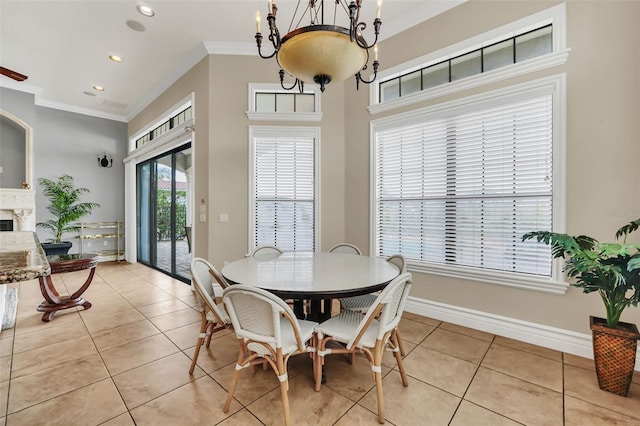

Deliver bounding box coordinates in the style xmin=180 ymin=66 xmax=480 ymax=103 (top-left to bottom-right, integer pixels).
xmin=376 ymin=120 xmax=448 ymax=263
xmin=375 ymin=93 xmax=553 ymax=277
xmin=254 ymin=135 xmax=315 ymax=251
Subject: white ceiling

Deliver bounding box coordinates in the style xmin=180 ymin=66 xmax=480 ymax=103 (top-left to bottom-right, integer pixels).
xmin=0 ymin=1 xmax=462 ymax=122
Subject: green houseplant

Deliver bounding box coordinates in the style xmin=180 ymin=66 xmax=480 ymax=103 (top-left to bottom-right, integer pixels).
xmin=37 ymin=174 xmax=100 ymax=255
xmin=523 ymin=218 xmax=640 ymax=396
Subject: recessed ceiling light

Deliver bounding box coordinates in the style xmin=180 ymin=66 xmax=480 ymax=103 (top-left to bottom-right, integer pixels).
xmin=109 ymin=55 xmax=123 ymax=63
xmin=136 ymin=4 xmax=155 ymax=17
xmin=93 ymin=85 xmax=105 ymax=92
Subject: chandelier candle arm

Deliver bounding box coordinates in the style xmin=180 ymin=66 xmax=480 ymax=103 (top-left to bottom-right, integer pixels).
xmin=355 ymin=59 xmax=379 ymax=90
xmin=253 ymin=0 xmax=382 ymax=92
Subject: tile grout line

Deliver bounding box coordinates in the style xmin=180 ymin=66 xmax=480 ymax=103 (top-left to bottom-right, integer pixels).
xmin=445 ymin=331 xmax=494 ymax=425
xmin=452 ymin=333 xmax=528 ymax=425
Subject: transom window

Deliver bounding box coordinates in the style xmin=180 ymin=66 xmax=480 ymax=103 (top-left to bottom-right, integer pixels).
xmin=256 ymin=92 xmax=315 ymax=113
xmin=135 ymin=106 xmax=192 ymax=149
xmin=379 ymin=25 xmax=552 ymax=103
xmin=246 ymin=83 xmax=322 ymax=122
xmin=369 ymin=4 xmax=569 ymax=115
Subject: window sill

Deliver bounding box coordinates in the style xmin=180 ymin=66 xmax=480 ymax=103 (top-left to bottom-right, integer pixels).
xmin=407 ymin=261 xmax=568 ymax=294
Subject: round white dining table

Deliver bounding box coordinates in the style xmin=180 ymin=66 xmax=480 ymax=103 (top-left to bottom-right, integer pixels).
xmin=221 ymin=251 xmax=399 ymax=320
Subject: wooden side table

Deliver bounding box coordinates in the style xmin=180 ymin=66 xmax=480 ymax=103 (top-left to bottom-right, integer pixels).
xmin=37 ymin=253 xmax=98 ymax=322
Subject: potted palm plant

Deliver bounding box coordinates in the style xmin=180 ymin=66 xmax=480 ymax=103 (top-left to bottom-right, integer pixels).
xmin=37 ymin=174 xmax=100 ymax=256
xmin=523 ymin=218 xmax=640 ymax=396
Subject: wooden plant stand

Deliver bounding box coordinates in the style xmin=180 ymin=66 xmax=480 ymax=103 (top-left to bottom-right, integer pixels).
xmin=37 ymin=253 xmax=98 ymax=322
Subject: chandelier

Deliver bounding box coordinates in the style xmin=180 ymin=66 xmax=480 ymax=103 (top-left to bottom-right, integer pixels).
xmin=255 ymin=0 xmax=381 ymax=92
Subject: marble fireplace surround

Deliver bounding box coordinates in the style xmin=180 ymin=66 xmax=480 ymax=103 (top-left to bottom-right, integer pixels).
xmin=0 ymin=188 xmax=36 ymax=232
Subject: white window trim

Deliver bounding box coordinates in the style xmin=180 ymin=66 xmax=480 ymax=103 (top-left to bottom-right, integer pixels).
xmin=369 ymin=3 xmax=569 ymax=115
xmin=369 ymin=74 xmax=568 ymax=294
xmin=246 ymin=83 xmax=323 ymax=122
xmin=248 ymin=125 xmax=321 ymax=252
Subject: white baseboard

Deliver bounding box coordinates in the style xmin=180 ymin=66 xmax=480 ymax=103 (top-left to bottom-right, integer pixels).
xmin=405 ymin=296 xmax=640 ymax=372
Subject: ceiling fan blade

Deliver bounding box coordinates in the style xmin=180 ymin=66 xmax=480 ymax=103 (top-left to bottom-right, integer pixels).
xmin=0 ymin=66 xmax=28 ymax=81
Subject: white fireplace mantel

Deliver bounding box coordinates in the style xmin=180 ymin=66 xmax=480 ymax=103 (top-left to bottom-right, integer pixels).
xmin=0 ymin=188 xmax=36 ymax=232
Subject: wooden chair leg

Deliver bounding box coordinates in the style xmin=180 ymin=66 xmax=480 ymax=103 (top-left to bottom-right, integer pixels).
xmin=391 ymin=330 xmax=409 ymax=386
xmin=274 ymin=350 xmax=291 ymax=426
xmin=374 ymin=367 xmax=385 ymax=424
xmin=189 ymin=340 xmax=203 ymax=375
xmin=395 ymin=327 xmax=406 ymax=356
xmin=205 ymin=323 xmax=214 ymax=348
xmin=371 ymin=340 xmax=387 ymax=424
xmin=394 ymin=349 xmax=409 ymax=386
xmin=189 ymin=314 xmax=208 ymax=375
xmin=314 ymin=338 xmax=326 ymax=392
xmin=223 ymin=367 xmax=241 ymax=413
xmin=224 ymin=339 xmax=246 ymax=413
xmin=279 ymin=376 xmax=291 ymax=426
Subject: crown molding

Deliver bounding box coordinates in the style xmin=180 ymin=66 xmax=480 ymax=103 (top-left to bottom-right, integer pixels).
xmin=1 ymin=81 xmax=127 ymax=122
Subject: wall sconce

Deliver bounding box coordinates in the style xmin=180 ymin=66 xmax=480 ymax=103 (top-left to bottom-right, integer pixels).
xmin=98 ymin=154 xmax=113 ymax=168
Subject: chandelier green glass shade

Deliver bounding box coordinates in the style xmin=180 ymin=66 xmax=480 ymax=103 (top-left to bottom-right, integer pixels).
xmin=277 ymin=26 xmax=368 ymax=89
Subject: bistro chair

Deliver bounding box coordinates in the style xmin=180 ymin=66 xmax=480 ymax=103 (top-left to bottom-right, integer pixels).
xmin=328 ymin=243 xmax=362 ymax=255
xmin=249 ymin=245 xmax=283 ymax=257
xmin=340 ymin=254 xmax=405 ymax=311
xmin=314 ymin=272 xmax=412 ymax=424
xmin=222 ymin=285 xmax=318 ymax=426
xmin=249 ymin=245 xmax=306 ymax=315
xmin=339 ymin=254 xmax=407 ymax=356
xmin=189 ymin=258 xmax=232 ymax=374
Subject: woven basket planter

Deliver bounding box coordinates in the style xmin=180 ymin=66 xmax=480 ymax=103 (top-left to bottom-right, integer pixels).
xmin=590 ymin=316 xmax=639 ymax=396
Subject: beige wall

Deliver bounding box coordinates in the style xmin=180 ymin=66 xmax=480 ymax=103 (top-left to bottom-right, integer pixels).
xmin=206 ymin=54 xmax=348 ymax=266
xmin=345 ymin=0 xmax=640 ymax=334
xmin=129 ymin=54 xmax=348 ymax=270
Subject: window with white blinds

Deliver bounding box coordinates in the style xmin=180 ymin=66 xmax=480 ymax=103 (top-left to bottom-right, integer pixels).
xmin=372 ymin=77 xmax=566 ymax=291
xmin=250 ymin=127 xmax=319 ymax=252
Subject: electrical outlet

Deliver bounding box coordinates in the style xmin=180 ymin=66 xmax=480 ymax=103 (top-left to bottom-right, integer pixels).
xmin=103 ymin=240 xmax=109 ymax=247
xmin=87 ymin=241 xmax=92 ymax=248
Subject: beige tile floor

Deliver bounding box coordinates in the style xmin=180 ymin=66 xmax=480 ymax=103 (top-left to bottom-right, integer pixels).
xmin=1 ymin=261 xmax=639 ymax=425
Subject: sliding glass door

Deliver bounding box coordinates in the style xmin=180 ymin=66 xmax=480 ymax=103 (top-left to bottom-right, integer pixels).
xmin=137 ymin=143 xmax=192 ymax=282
